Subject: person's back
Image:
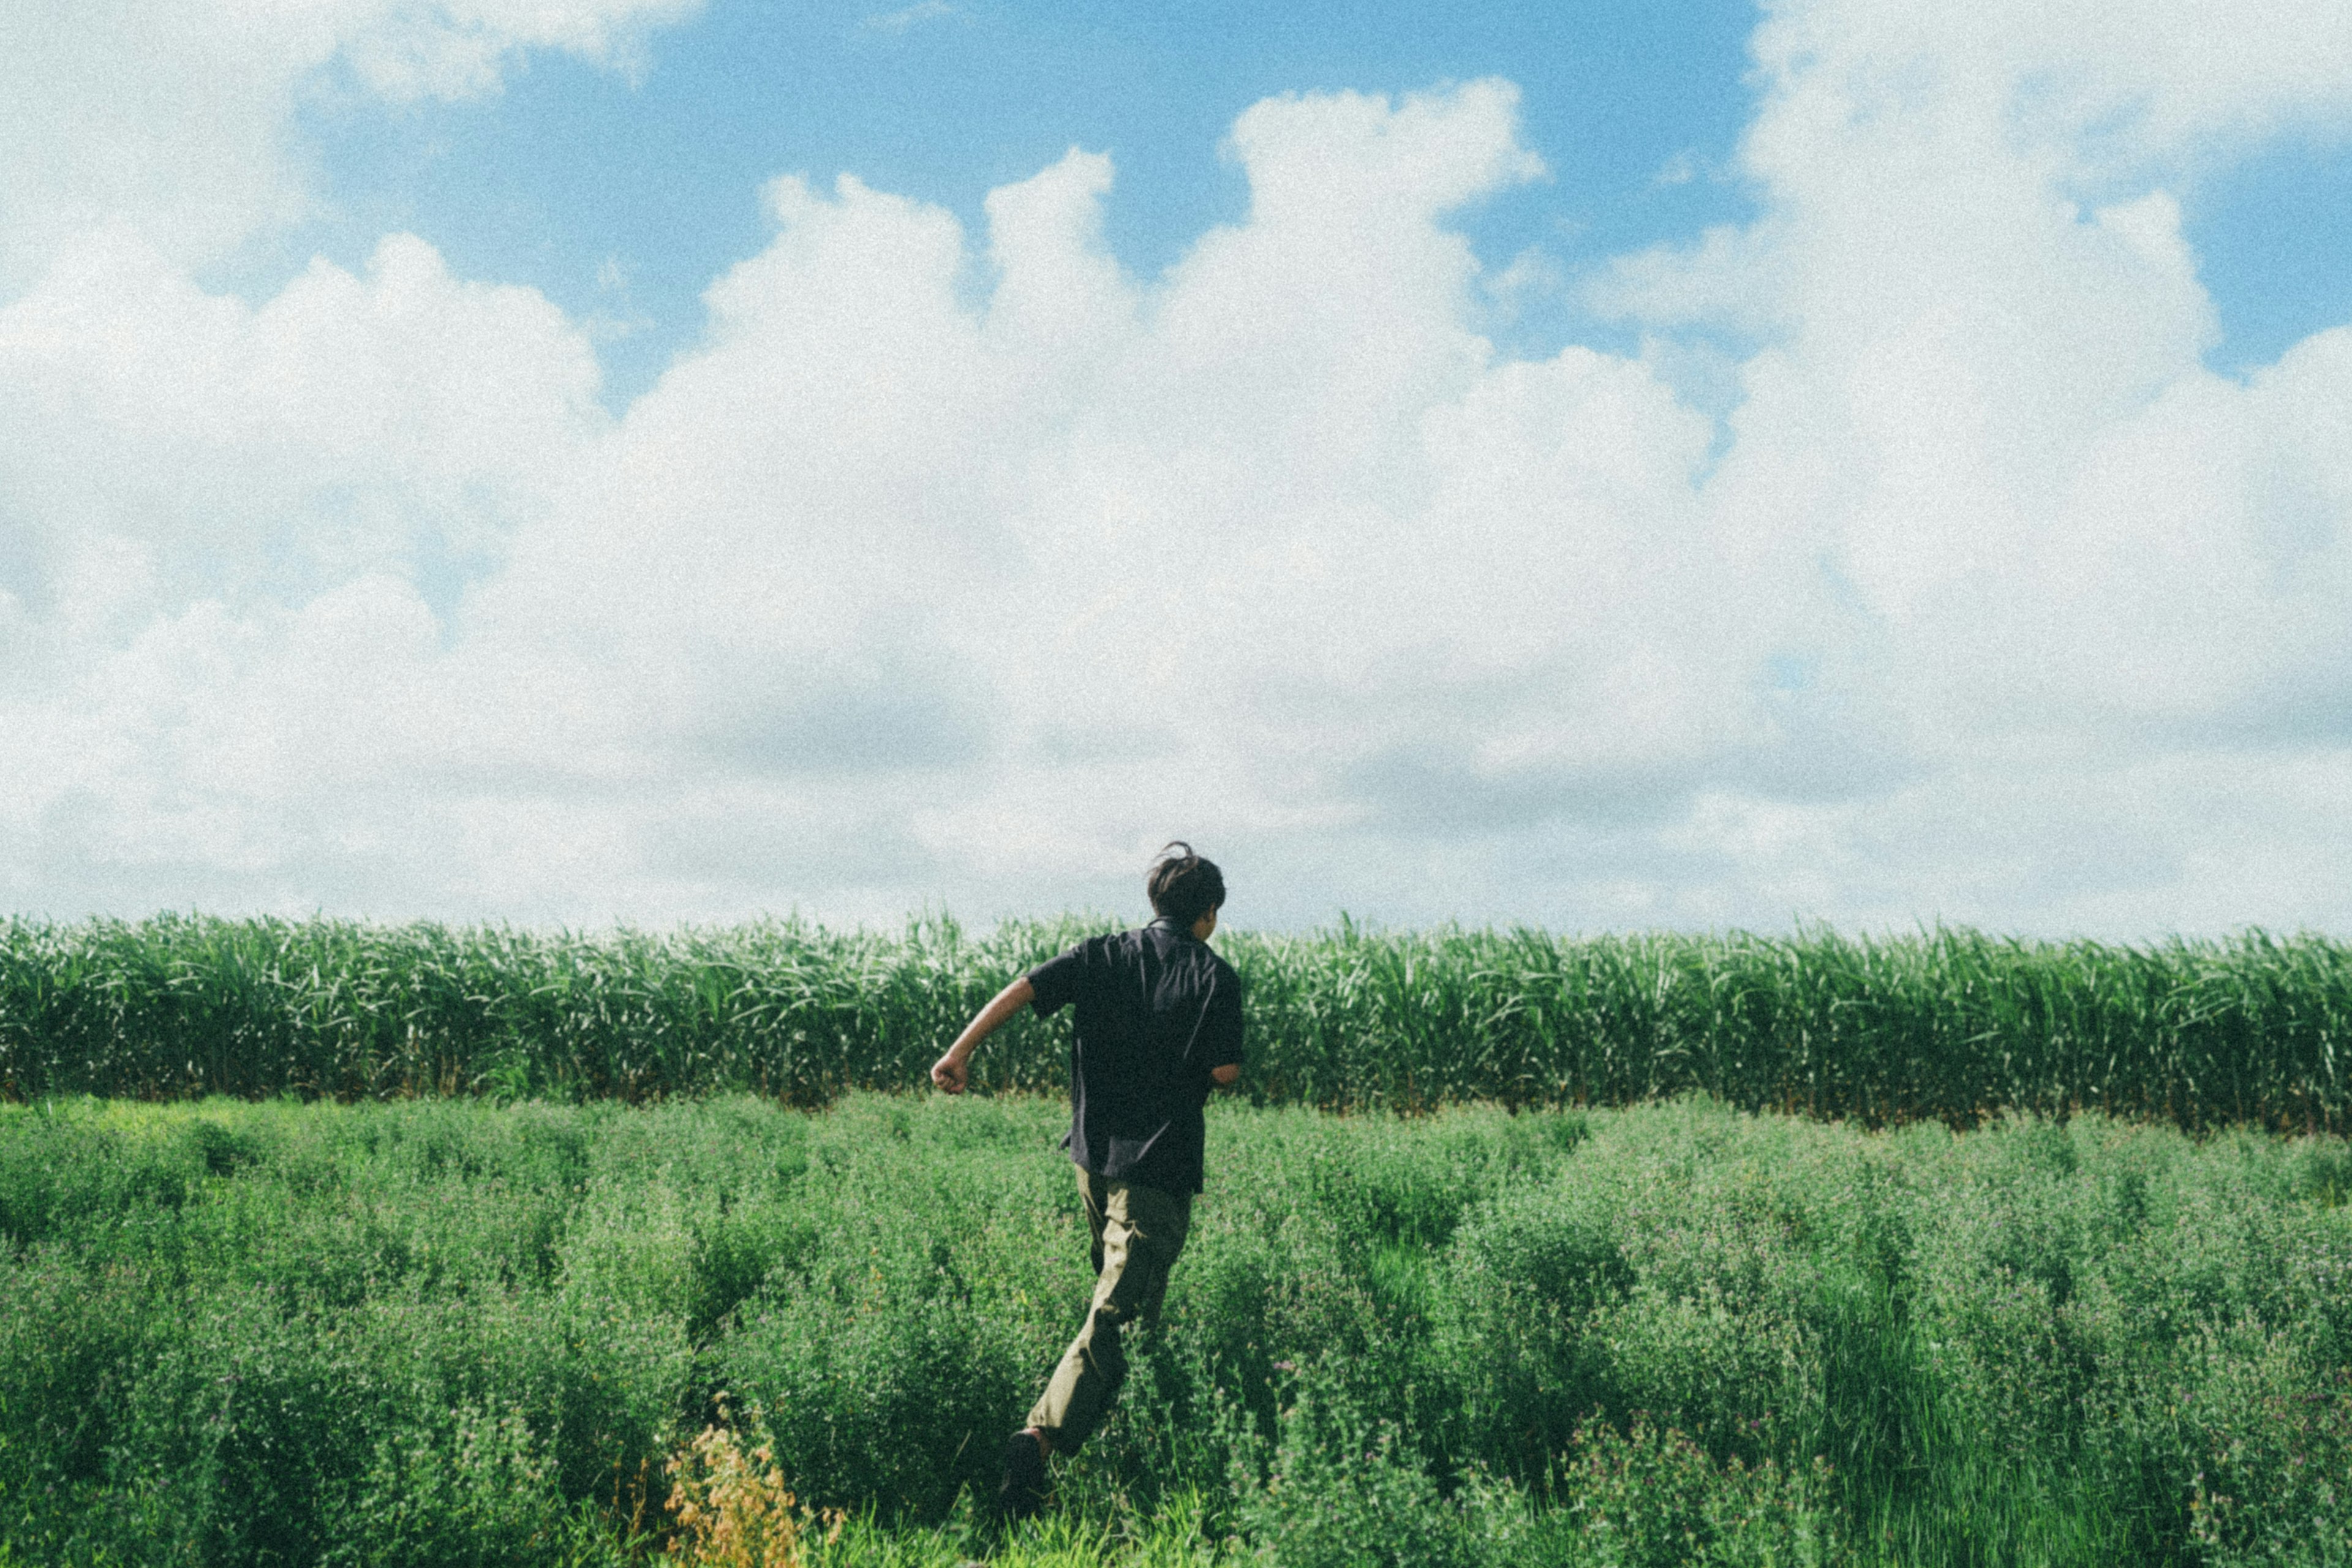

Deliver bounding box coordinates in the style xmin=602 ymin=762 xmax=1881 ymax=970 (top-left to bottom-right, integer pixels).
xmin=929 ymin=843 xmax=1243 ymax=1518
xmin=1035 ymin=917 xmax=1241 ymax=1196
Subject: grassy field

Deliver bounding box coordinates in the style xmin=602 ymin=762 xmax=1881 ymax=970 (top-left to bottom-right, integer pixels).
xmin=3 ymin=1091 xmax=2348 ymax=1566
xmin=4 ymin=914 xmax=2351 ymax=1129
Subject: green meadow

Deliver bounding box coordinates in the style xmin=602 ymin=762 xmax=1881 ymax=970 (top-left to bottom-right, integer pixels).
xmin=4 ymin=915 xmax=2350 ymax=1563
xmin=4 ymin=1091 xmax=2348 ymax=1566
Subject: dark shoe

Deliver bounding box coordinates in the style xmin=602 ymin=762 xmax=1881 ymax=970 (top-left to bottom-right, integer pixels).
xmin=997 ymin=1430 xmax=1047 ymax=1520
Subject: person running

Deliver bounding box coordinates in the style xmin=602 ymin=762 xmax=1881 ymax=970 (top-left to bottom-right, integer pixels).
xmin=930 ymin=842 xmax=1244 ymax=1521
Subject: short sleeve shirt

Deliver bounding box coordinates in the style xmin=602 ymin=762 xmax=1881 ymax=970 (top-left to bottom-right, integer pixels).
xmin=1025 ymin=918 xmax=1245 ymax=1195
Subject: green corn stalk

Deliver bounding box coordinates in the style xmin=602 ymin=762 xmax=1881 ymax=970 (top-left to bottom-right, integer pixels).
xmin=0 ymin=914 xmax=2347 ymax=1129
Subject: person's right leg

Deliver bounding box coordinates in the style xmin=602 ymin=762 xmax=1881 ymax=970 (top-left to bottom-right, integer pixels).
xmin=1025 ymin=1171 xmax=1191 ymax=1455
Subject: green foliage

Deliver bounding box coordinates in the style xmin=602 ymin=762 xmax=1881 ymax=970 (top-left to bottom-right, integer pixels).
xmin=0 ymin=913 xmax=1091 ymax=1106
xmin=2 ymin=1094 xmax=2350 ymax=1564
xmin=1223 ymin=1365 xmax=1481 ymax=1568
xmin=2188 ymin=1364 xmax=2352 ymax=1567
xmin=6 ymin=916 xmax=2352 ymax=1128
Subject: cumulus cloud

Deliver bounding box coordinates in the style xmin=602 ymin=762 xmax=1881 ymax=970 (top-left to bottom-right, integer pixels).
xmin=0 ymin=0 xmax=699 ymax=293
xmin=1638 ymin=0 xmax=2352 ymax=749
xmin=6 ymin=6 xmax=2352 ymax=934
xmin=0 ymin=225 xmax=609 ymax=912
xmin=1583 ymin=0 xmax=2352 ymax=928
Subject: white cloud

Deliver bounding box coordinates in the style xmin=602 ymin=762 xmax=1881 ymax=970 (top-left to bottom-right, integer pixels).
xmin=0 ymin=0 xmax=700 ymax=293
xmin=1629 ymin=1 xmax=2352 ymax=764
xmin=862 ymin=1 xmax=956 ymax=34
xmin=0 ymin=228 xmax=603 ymax=620
xmin=7 ymin=10 xmax=2352 ymax=935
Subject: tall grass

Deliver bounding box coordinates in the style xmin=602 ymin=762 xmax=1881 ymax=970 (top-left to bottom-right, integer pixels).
xmin=3 ymin=1094 xmax=2347 ymax=1564
xmin=3 ymin=914 xmax=2350 ymax=1128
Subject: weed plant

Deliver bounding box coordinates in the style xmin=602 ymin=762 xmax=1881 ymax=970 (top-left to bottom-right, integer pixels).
xmin=2 ymin=1093 xmax=2348 ymax=1564
xmin=4 ymin=916 xmax=2351 ymax=1129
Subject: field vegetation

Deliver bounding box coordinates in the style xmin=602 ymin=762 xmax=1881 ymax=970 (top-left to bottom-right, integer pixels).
xmin=4 ymin=914 xmax=2350 ymax=1128
xmin=4 ymin=1091 xmax=2348 ymax=1566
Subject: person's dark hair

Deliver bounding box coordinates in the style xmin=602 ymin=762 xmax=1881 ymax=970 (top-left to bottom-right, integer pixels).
xmin=1147 ymin=842 xmax=1225 ymax=927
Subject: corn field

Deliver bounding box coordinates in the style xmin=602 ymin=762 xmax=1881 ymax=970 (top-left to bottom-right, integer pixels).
xmin=1 ymin=913 xmax=2347 ymax=1128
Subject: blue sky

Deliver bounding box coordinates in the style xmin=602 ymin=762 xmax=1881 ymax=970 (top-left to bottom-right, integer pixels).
xmin=271 ymin=0 xmax=1765 ymax=405
xmin=2190 ymin=131 xmax=2352 ymax=370
xmin=246 ymin=0 xmax=2352 ymax=404
xmin=6 ymin=0 xmax=2352 ymax=935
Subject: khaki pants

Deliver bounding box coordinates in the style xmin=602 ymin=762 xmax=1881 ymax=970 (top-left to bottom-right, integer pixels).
xmin=1027 ymin=1168 xmax=1193 ymax=1452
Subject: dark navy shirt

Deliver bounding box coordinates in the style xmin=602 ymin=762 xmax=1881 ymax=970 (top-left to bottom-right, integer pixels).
xmin=1025 ymin=918 xmax=1245 ymax=1195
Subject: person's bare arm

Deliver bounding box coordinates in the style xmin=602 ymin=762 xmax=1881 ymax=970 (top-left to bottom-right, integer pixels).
xmin=931 ymin=976 xmax=1036 ymax=1094
xmin=1209 ymin=1063 xmax=1241 ymax=1089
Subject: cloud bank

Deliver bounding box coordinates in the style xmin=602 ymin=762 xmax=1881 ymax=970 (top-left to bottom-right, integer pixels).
xmin=4 ymin=2 xmax=2351 ymax=933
